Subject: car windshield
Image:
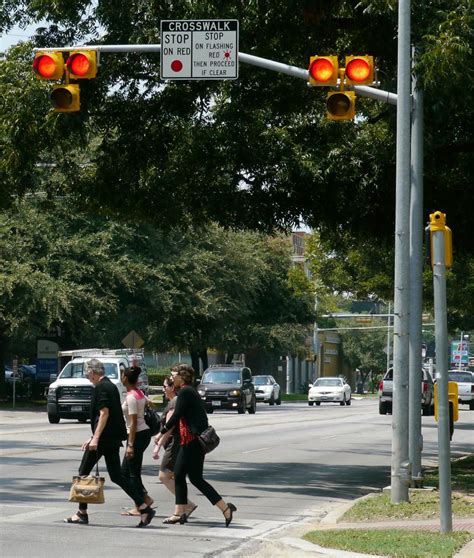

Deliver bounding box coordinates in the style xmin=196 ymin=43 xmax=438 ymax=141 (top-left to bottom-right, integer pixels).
xmin=59 ymin=362 xmax=118 ymax=379
xmin=448 ymin=372 xmax=472 ymax=383
xmin=315 ymin=378 xmax=343 ymax=387
xmin=202 ymin=370 xmax=241 ymax=384
xmin=254 ymin=377 xmax=271 ymax=385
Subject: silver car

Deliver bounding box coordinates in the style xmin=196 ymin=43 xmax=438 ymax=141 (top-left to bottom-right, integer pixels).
xmin=254 ymin=375 xmax=281 ymax=405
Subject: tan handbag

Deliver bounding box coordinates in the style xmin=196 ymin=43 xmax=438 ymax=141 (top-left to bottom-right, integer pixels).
xmin=69 ymin=462 xmax=105 ymax=504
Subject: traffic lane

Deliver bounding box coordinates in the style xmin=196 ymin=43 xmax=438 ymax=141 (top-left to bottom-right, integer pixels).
xmin=197 ymin=400 xmax=392 ymax=510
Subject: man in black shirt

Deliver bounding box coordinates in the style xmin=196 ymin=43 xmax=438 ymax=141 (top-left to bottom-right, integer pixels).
xmin=64 ymin=358 xmax=155 ymax=527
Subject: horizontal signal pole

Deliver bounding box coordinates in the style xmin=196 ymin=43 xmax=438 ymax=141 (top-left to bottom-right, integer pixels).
xmin=33 ymin=44 xmax=397 ymax=105
xmin=319 ymin=323 xmax=434 ymax=332
xmin=322 ymin=313 xmax=395 ymax=318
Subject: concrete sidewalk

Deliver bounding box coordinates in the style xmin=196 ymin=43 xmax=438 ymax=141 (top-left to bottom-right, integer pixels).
xmin=242 ymin=497 xmax=474 ymax=558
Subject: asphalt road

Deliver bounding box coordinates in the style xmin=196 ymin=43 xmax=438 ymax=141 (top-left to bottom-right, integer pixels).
xmin=0 ymin=398 xmax=473 ymax=557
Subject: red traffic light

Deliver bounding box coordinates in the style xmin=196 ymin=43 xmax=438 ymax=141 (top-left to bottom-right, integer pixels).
xmin=66 ymin=51 xmax=97 ymax=79
xmin=345 ymin=56 xmax=374 ymax=85
xmin=308 ymin=56 xmax=338 ymax=86
xmin=32 ymin=52 xmax=64 ymax=80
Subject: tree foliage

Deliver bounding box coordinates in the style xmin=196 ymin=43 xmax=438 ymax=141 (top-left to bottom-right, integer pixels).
xmin=0 ymin=197 xmax=314 ymax=392
xmin=1 ymin=1 xmax=472 ymax=249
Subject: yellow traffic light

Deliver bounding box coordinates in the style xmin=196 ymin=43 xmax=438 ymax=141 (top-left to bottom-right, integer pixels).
xmin=326 ymin=90 xmax=355 ymax=121
xmin=308 ymin=56 xmax=339 ymax=86
xmin=33 ymin=51 xmax=65 ymax=80
xmin=344 ymin=56 xmax=374 ymax=85
xmin=50 ymin=84 xmax=80 ymax=112
xmin=66 ymin=50 xmax=97 ymax=79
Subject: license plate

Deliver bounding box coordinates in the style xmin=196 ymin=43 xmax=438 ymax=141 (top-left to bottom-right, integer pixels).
xmin=212 ymin=401 xmax=221 ymax=407
xmin=71 ymin=406 xmax=83 ymax=412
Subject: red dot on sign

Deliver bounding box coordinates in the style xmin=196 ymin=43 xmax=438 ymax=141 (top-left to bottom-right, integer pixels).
xmin=171 ymin=60 xmax=183 ymax=72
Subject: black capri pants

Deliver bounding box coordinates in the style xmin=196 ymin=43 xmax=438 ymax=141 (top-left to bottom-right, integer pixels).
xmin=174 ymin=438 xmax=221 ymax=506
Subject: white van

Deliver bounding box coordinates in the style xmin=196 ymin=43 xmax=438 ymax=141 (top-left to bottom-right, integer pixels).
xmin=47 ymin=349 xmax=148 ymax=424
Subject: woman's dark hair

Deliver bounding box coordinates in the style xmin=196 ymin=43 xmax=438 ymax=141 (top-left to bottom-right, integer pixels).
xmin=123 ymin=366 xmax=141 ymax=385
xmin=171 ymin=363 xmax=194 ymax=385
xmin=164 ymin=375 xmax=174 ymax=388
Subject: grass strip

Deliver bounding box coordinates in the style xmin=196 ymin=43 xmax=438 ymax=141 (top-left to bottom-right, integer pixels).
xmin=341 ymin=491 xmax=474 ymax=522
xmin=424 ymin=455 xmax=474 ymax=493
xmin=304 ymin=529 xmax=472 ymax=558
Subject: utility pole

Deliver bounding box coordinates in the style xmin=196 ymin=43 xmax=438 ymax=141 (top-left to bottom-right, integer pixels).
xmin=430 ymin=211 xmax=453 ymax=533
xmin=408 ymin=63 xmax=424 ymax=487
xmin=391 ymin=0 xmax=412 ymax=503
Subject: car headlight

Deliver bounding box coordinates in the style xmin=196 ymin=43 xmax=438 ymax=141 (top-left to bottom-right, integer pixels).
xmin=229 ymin=390 xmax=241 ymax=397
xmin=197 ymin=389 xmax=206 ymax=396
xmin=48 ymin=387 xmax=57 ymax=396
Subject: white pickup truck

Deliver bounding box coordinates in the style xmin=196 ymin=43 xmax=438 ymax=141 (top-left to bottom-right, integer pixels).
xmin=378 ymin=367 xmax=435 ymax=415
xmin=448 ymin=370 xmax=474 ymax=410
xmin=47 ymin=348 xmax=149 ymax=424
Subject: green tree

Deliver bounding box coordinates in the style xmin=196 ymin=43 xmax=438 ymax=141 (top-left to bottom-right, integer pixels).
xmin=1 ymin=2 xmax=472 ymax=253
xmin=339 ymin=323 xmax=387 ymax=392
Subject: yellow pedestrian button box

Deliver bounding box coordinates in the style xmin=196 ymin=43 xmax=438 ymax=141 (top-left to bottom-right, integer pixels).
xmin=434 ymin=381 xmax=459 ymax=422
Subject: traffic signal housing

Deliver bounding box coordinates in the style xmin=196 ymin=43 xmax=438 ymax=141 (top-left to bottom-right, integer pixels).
xmin=326 ymin=91 xmax=355 ymax=121
xmin=66 ymin=50 xmax=97 ymax=79
xmin=308 ymin=56 xmax=339 ymax=86
xmin=345 ymin=56 xmax=374 ymax=85
xmin=33 ymin=51 xmax=65 ymax=80
xmin=50 ymin=84 xmax=80 ymax=112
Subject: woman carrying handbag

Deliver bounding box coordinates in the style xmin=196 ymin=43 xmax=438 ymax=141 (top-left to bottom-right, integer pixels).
xmin=154 ymin=364 xmax=236 ymax=526
xmin=120 ymin=366 xmax=154 ymax=517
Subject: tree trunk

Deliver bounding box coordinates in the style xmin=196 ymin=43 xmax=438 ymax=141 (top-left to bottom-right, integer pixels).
xmin=199 ymin=348 xmax=208 ymax=373
xmin=190 ymin=349 xmax=200 ymax=375
xmin=0 ymin=327 xmax=9 ymax=399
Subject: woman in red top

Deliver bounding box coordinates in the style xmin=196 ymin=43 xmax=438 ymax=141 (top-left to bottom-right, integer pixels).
xmin=154 ymin=364 xmax=236 ymax=526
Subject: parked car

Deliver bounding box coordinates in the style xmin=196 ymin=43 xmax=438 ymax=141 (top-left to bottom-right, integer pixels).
xmin=254 ymin=375 xmax=281 ymax=405
xmin=19 ymin=364 xmax=37 ymax=380
xmin=378 ymin=368 xmax=434 ymax=415
xmin=197 ymin=364 xmax=256 ymax=414
xmin=448 ymin=370 xmax=474 ymax=410
xmin=308 ymin=377 xmax=351 ymax=406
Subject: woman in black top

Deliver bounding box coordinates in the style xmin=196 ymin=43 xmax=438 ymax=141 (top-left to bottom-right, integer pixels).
xmin=154 ymin=364 xmax=236 ymax=526
xmin=152 ymin=376 xmax=197 ymax=517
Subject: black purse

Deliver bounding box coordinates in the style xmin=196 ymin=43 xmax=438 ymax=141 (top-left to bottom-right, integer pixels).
xmin=144 ymin=405 xmax=161 ymax=435
xmin=198 ymin=425 xmax=220 ymax=454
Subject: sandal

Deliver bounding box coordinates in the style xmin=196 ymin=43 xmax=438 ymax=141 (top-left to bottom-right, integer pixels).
xmin=136 ymin=506 xmax=156 ymax=528
xmin=223 ymin=503 xmax=237 ymax=527
xmin=185 ymin=504 xmax=198 ymax=518
xmin=64 ymin=512 xmax=88 ymax=525
xmin=163 ymin=513 xmax=187 ymax=525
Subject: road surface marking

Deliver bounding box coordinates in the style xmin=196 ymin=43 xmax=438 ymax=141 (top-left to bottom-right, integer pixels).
xmin=242 ymin=447 xmax=271 ymax=454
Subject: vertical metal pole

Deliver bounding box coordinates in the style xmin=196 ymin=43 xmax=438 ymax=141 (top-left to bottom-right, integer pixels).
xmin=432 ymin=225 xmax=452 ymax=532
xmin=313 ymin=295 xmax=319 ymax=379
xmin=386 ymin=302 xmax=391 ymax=372
xmin=458 ymin=332 xmax=464 ymax=370
xmin=391 ymin=0 xmax=412 ymax=503
xmin=286 ymin=356 xmax=293 ymax=394
xmin=409 ymin=66 xmax=424 ymax=486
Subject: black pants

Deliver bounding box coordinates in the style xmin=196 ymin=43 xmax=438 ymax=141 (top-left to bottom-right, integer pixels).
xmin=77 ymin=443 xmax=145 ymax=511
xmin=121 ymin=429 xmax=151 ymax=500
xmin=174 ymin=438 xmax=221 ymax=506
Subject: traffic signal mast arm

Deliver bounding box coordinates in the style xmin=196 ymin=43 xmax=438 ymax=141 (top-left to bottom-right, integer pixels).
xmin=33 ymin=45 xmax=398 ymax=107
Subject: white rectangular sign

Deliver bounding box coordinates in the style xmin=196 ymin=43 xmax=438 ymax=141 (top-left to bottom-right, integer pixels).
xmin=160 ymin=19 xmax=239 ymax=80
